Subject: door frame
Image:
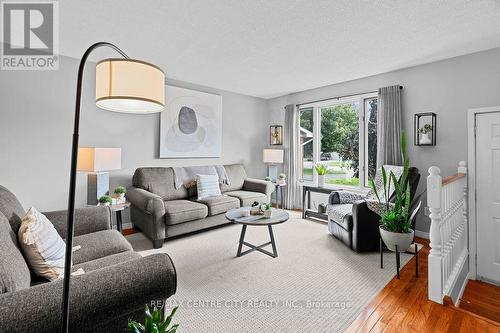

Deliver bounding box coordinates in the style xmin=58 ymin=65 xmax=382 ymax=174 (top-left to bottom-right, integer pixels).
xmin=467 ymin=106 xmax=500 ymax=280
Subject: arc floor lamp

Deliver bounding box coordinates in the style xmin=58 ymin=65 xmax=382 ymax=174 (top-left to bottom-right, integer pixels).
xmin=62 ymin=42 xmax=165 ymax=332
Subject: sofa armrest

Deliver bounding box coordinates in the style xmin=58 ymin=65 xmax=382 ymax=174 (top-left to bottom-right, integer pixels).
xmin=351 ymin=200 xmax=382 ymax=252
xmin=243 ymin=178 xmax=275 ymax=197
xmin=0 ymin=253 xmax=176 ymax=333
xmin=43 ymin=206 xmax=111 ymax=238
xmin=126 ymin=187 xmax=165 ymax=217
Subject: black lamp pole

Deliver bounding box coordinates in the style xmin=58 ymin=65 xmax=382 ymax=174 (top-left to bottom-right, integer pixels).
xmin=62 ymin=42 xmax=129 ymax=333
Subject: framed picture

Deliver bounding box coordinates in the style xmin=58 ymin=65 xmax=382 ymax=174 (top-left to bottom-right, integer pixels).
xmin=160 ymin=85 xmax=222 ymax=158
xmin=270 ymin=125 xmax=283 ymax=145
xmin=414 ymin=112 xmax=436 ymax=146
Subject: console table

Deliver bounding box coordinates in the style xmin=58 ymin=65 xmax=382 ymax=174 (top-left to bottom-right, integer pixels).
xmin=302 ymin=185 xmax=338 ymax=221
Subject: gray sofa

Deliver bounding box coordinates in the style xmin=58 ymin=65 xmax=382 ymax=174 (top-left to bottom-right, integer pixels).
xmin=127 ymin=164 xmax=274 ymax=248
xmin=0 ymin=185 xmax=177 ymax=333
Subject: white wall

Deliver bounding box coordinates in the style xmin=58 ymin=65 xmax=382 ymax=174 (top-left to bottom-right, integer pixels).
xmin=0 ymin=55 xmax=268 ymax=219
xmin=267 ymin=47 xmax=500 ymax=233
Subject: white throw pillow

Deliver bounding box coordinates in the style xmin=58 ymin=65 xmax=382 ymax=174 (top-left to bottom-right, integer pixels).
xmin=197 ymin=174 xmax=222 ymax=200
xmin=18 ymin=207 xmax=66 ymax=281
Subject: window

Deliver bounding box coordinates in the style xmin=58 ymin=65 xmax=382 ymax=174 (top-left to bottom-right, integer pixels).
xmin=299 ymin=108 xmax=313 ymax=180
xmin=298 ymin=93 xmax=378 ymax=189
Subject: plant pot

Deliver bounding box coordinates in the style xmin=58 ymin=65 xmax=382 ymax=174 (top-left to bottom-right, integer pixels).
xmin=419 ymin=132 xmax=432 ymax=144
xmin=379 ymin=226 xmax=414 ymax=252
xmin=99 ymin=202 xmax=111 ymax=206
xmin=264 ymin=209 xmax=273 ymax=218
xmin=317 ymin=175 xmax=325 ymax=187
xmin=277 ymin=179 xmax=286 ymax=185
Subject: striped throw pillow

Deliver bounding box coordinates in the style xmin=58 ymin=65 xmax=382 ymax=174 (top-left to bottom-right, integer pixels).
xmin=196 ymin=174 xmax=222 ymax=200
xmin=18 ymin=207 xmax=66 ymax=281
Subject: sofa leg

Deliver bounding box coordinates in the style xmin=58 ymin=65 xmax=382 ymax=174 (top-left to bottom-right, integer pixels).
xmin=152 ymin=239 xmax=164 ymax=249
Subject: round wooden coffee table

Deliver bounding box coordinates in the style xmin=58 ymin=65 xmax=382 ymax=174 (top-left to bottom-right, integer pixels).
xmin=225 ymin=207 xmax=289 ymax=258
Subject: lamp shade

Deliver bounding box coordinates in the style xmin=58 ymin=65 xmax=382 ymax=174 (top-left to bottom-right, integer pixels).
xmin=95 ymin=59 xmax=165 ymax=114
xmin=263 ymin=149 xmax=284 ymax=164
xmin=77 ymin=148 xmax=121 ymax=172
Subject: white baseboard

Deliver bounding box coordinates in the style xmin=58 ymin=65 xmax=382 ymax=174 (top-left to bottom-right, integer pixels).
xmin=415 ymin=230 xmax=429 ymax=239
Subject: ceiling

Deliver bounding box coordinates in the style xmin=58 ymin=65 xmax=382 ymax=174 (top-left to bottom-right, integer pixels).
xmin=59 ymin=1 xmax=500 ymax=99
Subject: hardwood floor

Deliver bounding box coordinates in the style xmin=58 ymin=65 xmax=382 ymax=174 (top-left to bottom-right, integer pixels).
xmin=459 ymin=280 xmax=500 ymax=323
xmin=346 ymin=238 xmax=500 ymax=333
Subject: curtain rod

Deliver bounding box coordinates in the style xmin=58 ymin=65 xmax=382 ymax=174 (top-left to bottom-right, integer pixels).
xmin=295 ymin=85 xmax=403 ymax=108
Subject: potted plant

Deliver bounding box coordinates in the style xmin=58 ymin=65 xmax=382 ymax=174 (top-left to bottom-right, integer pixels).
xmin=264 ymin=176 xmax=272 ymax=182
xmin=418 ymin=124 xmax=432 ymax=144
xmin=277 ymin=173 xmax=286 ymax=185
xmin=114 ymin=186 xmax=127 ymax=203
xmin=98 ymin=195 xmax=113 ymax=206
xmin=261 ymin=202 xmax=273 ymax=218
xmin=369 ymin=132 xmax=414 ymax=252
xmin=314 ymin=163 xmax=328 ymax=187
xmin=128 ymin=304 xmax=178 ymax=333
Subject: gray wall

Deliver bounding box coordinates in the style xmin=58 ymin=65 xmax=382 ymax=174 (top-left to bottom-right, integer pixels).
xmin=0 ymin=55 xmax=268 ymax=218
xmin=267 ymin=47 xmax=500 ymax=233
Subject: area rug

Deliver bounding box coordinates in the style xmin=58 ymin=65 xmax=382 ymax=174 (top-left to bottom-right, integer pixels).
xmin=126 ymin=211 xmax=414 ymax=332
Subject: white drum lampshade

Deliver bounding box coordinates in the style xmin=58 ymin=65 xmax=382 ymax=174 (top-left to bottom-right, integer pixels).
xmin=95 ymin=59 xmax=165 ymax=113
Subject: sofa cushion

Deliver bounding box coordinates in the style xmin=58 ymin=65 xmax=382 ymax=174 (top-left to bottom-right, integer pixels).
xmin=133 ymin=167 xmax=189 ymax=201
xmin=225 ymin=190 xmax=267 ymax=207
xmin=72 ymin=230 xmax=133 ymax=265
xmin=220 ymin=164 xmax=247 ymax=192
xmin=196 ymin=174 xmax=222 ymax=200
xmin=72 ymin=251 xmax=141 ymax=273
xmin=0 ymin=212 xmax=31 ymax=293
xmin=18 ymin=207 xmax=66 ymax=281
xmin=164 ymin=200 xmax=208 ymax=225
xmin=0 ymin=185 xmax=26 ymax=234
xmin=195 ymin=195 xmax=240 ymax=216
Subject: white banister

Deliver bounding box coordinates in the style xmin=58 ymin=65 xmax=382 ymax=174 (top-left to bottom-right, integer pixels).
xmin=427 ymin=161 xmax=468 ymax=304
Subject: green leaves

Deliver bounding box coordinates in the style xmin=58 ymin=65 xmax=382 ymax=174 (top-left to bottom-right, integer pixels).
xmin=128 ymin=305 xmax=179 ymax=333
xmin=314 ymin=163 xmax=328 ymax=175
xmin=368 ymin=131 xmax=414 ymax=234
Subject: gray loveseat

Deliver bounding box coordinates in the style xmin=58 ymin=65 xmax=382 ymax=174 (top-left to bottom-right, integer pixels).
xmin=0 ymin=185 xmax=177 ymax=333
xmin=127 ymin=164 xmax=274 ymax=248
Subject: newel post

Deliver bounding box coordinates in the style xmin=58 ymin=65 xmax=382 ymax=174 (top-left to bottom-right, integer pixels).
xmin=427 ymin=166 xmax=443 ymax=303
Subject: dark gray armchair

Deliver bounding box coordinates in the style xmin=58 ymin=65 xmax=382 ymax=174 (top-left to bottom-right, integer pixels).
xmin=0 ymin=185 xmax=177 ymax=332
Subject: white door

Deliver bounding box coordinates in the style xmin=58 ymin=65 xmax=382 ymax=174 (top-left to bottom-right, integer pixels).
xmin=476 ymin=112 xmax=500 ymax=284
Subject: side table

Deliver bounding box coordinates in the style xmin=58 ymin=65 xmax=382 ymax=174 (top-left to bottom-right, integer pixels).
xmin=109 ymin=202 xmax=131 ymax=233
xmin=273 ymin=183 xmax=286 ymax=209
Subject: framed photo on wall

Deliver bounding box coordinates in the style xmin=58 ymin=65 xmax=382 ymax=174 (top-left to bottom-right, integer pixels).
xmin=414 ymin=112 xmax=436 ymax=146
xmin=270 ymin=125 xmax=283 ymax=145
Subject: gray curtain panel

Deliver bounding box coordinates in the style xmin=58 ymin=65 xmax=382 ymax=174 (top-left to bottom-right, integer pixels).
xmin=376 ymin=85 xmax=403 ymax=168
xmin=283 ymin=104 xmax=301 ymax=209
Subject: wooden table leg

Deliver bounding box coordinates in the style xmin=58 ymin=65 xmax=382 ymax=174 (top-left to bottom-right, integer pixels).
xmin=395 ymin=245 xmax=400 ymax=279
xmin=268 ymin=225 xmax=278 ymax=258
xmin=415 ymin=243 xmax=419 ymax=277
xmin=237 ymin=225 xmax=247 ymax=257
xmin=116 ymin=210 xmax=123 ymax=232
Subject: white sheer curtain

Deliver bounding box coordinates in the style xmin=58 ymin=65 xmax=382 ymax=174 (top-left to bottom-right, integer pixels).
xmin=283 ymin=104 xmax=301 ymax=209
xmin=376 ymin=85 xmax=403 ymax=168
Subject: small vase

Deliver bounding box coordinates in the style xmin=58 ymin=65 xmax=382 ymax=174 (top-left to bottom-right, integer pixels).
xmin=317 ymin=175 xmax=325 ymax=187
xmin=379 ymin=226 xmax=414 ymax=252
xmin=264 ymin=209 xmax=273 ymax=218
xmin=419 ymin=133 xmax=432 ymax=145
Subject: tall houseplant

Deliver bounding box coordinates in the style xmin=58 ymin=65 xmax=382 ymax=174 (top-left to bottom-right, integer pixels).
xmin=369 ymin=132 xmax=414 ymax=252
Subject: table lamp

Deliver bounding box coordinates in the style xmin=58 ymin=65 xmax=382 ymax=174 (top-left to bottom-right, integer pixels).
xmin=263 ymin=148 xmax=283 ymax=182
xmin=61 ymin=42 xmax=165 ymax=332
xmin=77 ymin=147 xmax=122 ymax=205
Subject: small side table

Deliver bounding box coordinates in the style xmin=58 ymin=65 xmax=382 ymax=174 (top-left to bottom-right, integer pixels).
xmin=109 ymin=202 xmax=131 ymax=233
xmin=273 ymin=183 xmax=286 ymax=209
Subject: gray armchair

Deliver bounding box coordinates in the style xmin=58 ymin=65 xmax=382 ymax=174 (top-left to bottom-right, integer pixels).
xmin=0 ymin=185 xmax=177 ymax=332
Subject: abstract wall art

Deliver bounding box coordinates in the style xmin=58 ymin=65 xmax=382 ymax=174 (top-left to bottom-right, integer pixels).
xmin=160 ymin=85 xmax=222 ymax=158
